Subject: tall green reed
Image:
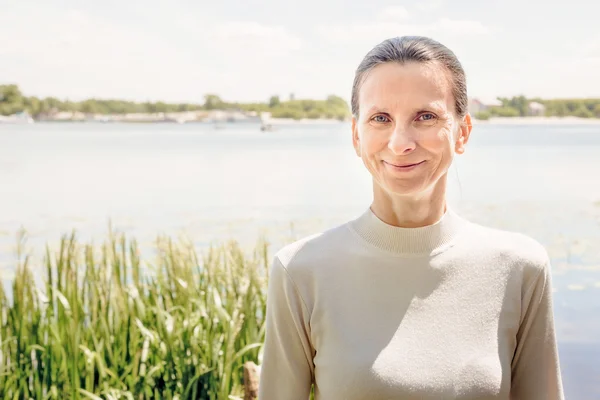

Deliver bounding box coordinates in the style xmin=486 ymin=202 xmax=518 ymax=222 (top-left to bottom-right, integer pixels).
xmin=0 ymin=228 xmax=269 ymax=399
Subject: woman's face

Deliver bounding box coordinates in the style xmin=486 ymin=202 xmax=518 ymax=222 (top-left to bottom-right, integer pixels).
xmin=352 ymin=61 xmax=472 ymax=198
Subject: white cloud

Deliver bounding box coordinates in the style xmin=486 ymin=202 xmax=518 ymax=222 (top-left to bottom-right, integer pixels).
xmin=212 ymin=21 xmax=302 ymax=53
xmin=0 ymin=7 xmax=209 ymax=101
xmin=0 ymin=7 xmax=190 ymax=68
xmin=417 ymin=0 xmax=445 ymax=12
xmin=316 ymin=17 xmax=490 ymax=46
xmin=379 ymin=6 xmax=410 ymax=21
xmin=488 ymin=55 xmax=600 ymax=98
xmin=0 ymin=4 xmax=304 ymax=102
xmin=437 ymin=18 xmax=488 ymax=35
xmin=580 ymin=36 xmax=600 ymax=57
xmin=174 ymin=20 xmax=306 ymax=101
xmin=4 ymin=0 xmax=595 ymax=103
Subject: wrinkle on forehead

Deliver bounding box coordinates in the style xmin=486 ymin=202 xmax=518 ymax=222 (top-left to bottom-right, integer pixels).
xmin=358 ymin=61 xmax=456 ymax=117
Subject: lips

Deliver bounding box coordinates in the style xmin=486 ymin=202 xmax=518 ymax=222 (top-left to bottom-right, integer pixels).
xmin=384 ymin=160 xmax=425 ymax=168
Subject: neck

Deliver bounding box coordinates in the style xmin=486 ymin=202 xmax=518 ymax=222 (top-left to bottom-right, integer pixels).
xmin=371 ymin=176 xmax=448 ymax=228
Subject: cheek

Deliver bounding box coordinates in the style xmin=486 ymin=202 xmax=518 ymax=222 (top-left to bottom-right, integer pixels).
xmin=359 ymin=128 xmax=387 ymax=156
xmin=419 ymin=129 xmax=453 ymax=153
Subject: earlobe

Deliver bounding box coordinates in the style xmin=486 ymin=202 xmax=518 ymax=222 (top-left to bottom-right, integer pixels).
xmin=454 ymin=138 xmax=463 ymax=154
xmin=455 ymin=115 xmax=472 ymax=155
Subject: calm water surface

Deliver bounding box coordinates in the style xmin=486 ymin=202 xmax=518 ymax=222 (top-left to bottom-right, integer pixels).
xmin=1 ymin=122 xmax=599 ymax=398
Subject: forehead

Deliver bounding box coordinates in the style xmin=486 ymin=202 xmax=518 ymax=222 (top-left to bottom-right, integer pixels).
xmin=359 ymin=61 xmax=453 ymax=112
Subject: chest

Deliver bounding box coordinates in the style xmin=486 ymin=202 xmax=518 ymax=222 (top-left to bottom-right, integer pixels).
xmin=310 ymin=267 xmax=520 ymax=400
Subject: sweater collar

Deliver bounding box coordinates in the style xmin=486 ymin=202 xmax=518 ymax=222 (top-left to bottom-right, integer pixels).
xmin=349 ymin=206 xmax=468 ymax=256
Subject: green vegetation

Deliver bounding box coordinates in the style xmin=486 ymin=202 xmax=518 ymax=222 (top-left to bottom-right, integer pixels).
xmin=542 ymin=98 xmax=600 ymax=119
xmin=474 ymin=111 xmax=491 ymax=121
xmin=0 ymin=229 xmax=271 ymax=399
xmin=476 ymin=95 xmax=600 ymax=119
xmin=5 ymin=83 xmax=599 ymax=122
xmin=0 ymin=84 xmax=351 ymax=121
xmin=237 ymin=95 xmax=349 ymax=121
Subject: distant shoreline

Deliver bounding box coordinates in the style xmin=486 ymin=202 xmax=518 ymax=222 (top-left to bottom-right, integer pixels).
xmin=3 ymin=116 xmax=600 ymax=126
xmin=473 ymin=116 xmax=600 ymax=125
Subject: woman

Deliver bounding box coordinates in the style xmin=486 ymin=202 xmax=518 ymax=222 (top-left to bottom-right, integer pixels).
xmin=258 ymin=36 xmax=564 ymax=399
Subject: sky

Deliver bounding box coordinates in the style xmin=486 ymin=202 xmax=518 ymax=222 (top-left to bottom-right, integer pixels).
xmin=1 ymin=0 xmax=599 ymax=104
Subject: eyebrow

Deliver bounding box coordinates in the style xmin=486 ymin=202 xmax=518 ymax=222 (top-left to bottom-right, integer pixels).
xmin=365 ymin=102 xmax=447 ymax=115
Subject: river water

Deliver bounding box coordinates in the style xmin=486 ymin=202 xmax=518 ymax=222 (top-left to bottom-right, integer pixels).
xmin=1 ymin=121 xmax=599 ymax=398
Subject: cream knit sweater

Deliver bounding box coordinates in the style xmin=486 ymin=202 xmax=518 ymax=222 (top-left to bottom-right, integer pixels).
xmin=258 ymin=207 xmax=564 ymax=399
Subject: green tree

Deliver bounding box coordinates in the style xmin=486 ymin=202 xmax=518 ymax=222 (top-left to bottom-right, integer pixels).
xmin=510 ymin=95 xmax=528 ymax=116
xmin=154 ymin=101 xmax=168 ymax=113
xmin=326 ymin=95 xmax=348 ymax=107
xmin=144 ymin=101 xmax=157 ymax=113
xmin=37 ymin=98 xmax=50 ymax=116
xmin=546 ymin=101 xmax=568 ymax=117
xmin=0 ymin=85 xmax=353 ymax=121
xmin=574 ymin=104 xmax=593 ymax=118
xmin=474 ymin=111 xmax=491 ymax=120
xmin=204 ymin=94 xmax=225 ymax=110
xmin=24 ymin=96 xmax=41 ymax=116
xmin=44 ymin=97 xmax=63 ymax=111
xmin=306 ymin=109 xmax=321 ymax=119
xmin=489 ymin=106 xmax=519 ymax=117
xmin=269 ymin=95 xmax=280 ymax=108
xmin=80 ymin=100 xmax=100 ymax=114
xmin=0 ymin=84 xmax=25 ymax=115
xmin=497 ymin=96 xmax=528 ymax=116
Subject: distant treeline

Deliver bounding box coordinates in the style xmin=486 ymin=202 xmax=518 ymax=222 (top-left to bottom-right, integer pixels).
xmin=3 ymin=84 xmax=599 ymax=121
xmin=0 ymin=84 xmax=350 ymax=120
xmin=475 ymin=95 xmax=600 ymax=120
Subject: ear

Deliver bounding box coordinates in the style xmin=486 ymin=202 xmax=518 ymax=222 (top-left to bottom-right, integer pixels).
xmin=455 ymin=113 xmax=472 ymax=155
xmin=352 ymin=116 xmax=361 ymax=157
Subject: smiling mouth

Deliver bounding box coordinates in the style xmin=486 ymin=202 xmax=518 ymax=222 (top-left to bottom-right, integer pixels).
xmin=384 ymin=160 xmax=425 ymax=168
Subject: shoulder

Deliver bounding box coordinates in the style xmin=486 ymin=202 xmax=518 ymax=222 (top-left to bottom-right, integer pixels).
xmin=273 ymin=221 xmax=353 ymax=273
xmin=462 ymin=219 xmax=551 ymax=278
xmin=268 ymin=223 xmax=353 ymax=310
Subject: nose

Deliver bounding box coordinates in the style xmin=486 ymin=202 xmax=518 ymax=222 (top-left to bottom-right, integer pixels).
xmin=388 ymin=124 xmax=417 ymax=155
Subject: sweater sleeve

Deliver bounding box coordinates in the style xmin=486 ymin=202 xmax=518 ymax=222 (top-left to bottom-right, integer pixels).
xmin=258 ymin=256 xmax=314 ymax=400
xmin=510 ymin=257 xmax=564 ymax=399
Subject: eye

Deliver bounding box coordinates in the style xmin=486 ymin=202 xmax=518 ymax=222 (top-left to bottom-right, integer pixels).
xmin=416 ymin=112 xmax=437 ymax=122
xmin=371 ymin=114 xmax=390 ymax=123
